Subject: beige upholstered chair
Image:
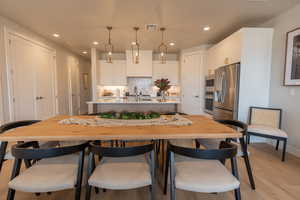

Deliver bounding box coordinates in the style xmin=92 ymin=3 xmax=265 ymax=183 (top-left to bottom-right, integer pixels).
xmin=7 ymin=141 xmax=87 ymax=200
xmin=247 ymin=107 xmax=288 ymax=161
xmin=167 ymin=141 xmax=241 ymax=200
xmin=0 ymin=120 xmax=59 ymax=174
xmin=85 ymin=142 xmax=156 ymax=200
xmin=193 ymin=120 xmax=255 ymax=190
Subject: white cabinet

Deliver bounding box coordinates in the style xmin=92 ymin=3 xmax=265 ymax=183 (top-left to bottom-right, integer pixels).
xmin=152 ymin=61 xmax=179 ymax=85
xmin=99 ymin=60 xmax=127 ymax=85
xmin=126 ymin=50 xmax=152 ymax=77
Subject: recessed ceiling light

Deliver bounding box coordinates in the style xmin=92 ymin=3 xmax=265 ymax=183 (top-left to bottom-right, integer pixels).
xmin=82 ymin=51 xmax=88 ymax=54
xmin=203 ymin=26 xmax=211 ymax=31
xmin=131 ymin=41 xmax=136 ymax=45
xmin=169 ymin=42 xmax=175 ymax=46
xmin=93 ymin=41 xmax=99 ymax=45
xmin=53 ymin=33 xmax=60 ymax=38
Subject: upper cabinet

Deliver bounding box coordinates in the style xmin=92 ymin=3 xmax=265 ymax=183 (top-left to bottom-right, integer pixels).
xmin=126 ymin=50 xmax=152 ymax=77
xmin=152 ymin=61 xmax=179 ymax=85
xmin=98 ymin=60 xmax=127 ymax=86
xmin=206 ymin=31 xmax=242 ymax=71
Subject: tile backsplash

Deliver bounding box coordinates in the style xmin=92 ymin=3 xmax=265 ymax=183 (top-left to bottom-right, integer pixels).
xmin=127 ymin=77 xmax=153 ymax=95
xmin=97 ymin=78 xmax=180 ymax=98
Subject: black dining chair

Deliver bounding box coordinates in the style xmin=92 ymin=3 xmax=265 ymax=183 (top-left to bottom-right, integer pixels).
xmin=167 ymin=141 xmax=241 ymax=200
xmin=194 ymin=119 xmax=256 ymax=190
xmin=7 ymin=141 xmax=88 ymax=200
xmin=85 ymin=141 xmax=156 ymax=200
xmin=0 ymin=120 xmax=41 ymax=173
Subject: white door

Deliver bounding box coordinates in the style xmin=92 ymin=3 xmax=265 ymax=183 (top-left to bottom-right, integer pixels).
xmin=9 ymin=35 xmax=36 ymax=121
xmin=181 ymin=53 xmax=205 ymax=115
xmin=69 ymin=59 xmax=80 ymax=115
xmin=35 ymin=45 xmax=56 ymax=120
xmin=8 ymin=34 xmax=56 ymax=121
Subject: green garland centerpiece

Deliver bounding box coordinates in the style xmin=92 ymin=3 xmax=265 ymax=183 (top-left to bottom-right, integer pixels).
xmin=99 ymin=111 xmax=160 ymax=120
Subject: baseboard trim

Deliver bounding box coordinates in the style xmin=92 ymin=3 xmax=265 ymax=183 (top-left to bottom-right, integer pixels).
xmin=267 ymin=140 xmax=300 ymax=158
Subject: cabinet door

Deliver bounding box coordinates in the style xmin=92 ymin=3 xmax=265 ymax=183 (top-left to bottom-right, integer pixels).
xmin=126 ymin=50 xmax=152 ymax=77
xmin=112 ymin=60 xmax=127 ymax=85
xmin=99 ymin=60 xmax=127 ymax=85
xmin=153 ymin=61 xmax=179 ymax=85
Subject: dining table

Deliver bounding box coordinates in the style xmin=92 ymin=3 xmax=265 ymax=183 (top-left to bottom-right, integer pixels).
xmin=0 ymin=115 xmax=242 ymax=142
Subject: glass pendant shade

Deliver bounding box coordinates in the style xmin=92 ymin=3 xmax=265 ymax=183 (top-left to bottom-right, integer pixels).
xmin=105 ymin=26 xmax=113 ymax=63
xmin=131 ymin=27 xmax=140 ymax=64
xmin=159 ymin=27 xmax=167 ymax=64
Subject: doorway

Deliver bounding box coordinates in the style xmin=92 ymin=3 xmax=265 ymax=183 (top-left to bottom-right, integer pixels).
xmin=181 ymin=52 xmax=205 ymax=115
xmin=6 ymin=31 xmax=57 ymax=121
xmin=68 ymin=57 xmax=80 ymax=115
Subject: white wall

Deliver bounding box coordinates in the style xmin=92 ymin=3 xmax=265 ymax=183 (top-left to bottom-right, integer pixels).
xmin=261 ymin=4 xmax=300 ymax=156
xmin=0 ymin=15 xmax=91 ymax=122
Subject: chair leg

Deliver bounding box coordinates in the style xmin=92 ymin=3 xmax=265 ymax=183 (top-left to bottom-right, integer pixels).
xmin=7 ymin=158 xmax=22 ymax=200
xmin=170 ymin=152 xmax=176 ymax=200
xmin=161 ymin=140 xmax=166 ymax=173
xmin=149 ymin=185 xmax=155 ymax=200
xmin=234 ymin=188 xmax=242 ymax=200
xmin=282 ymin=139 xmax=287 ymax=162
xmin=164 ymin=149 xmax=170 ymax=195
xmin=246 ymin=135 xmax=250 ymax=144
xmin=239 ymin=137 xmax=256 ymax=190
xmin=150 ymin=150 xmax=156 ymax=200
xmin=276 ymin=140 xmax=280 ymax=151
xmin=231 ymin=156 xmax=242 ymax=199
xmin=85 ymin=153 xmax=95 ymax=200
xmin=75 ymin=151 xmax=85 ymax=200
xmin=195 ymin=139 xmax=200 ymax=149
xmin=0 ymin=141 xmax=8 ymax=172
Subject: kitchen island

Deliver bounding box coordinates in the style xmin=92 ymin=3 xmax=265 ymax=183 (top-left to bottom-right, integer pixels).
xmin=87 ymin=98 xmax=180 ymax=114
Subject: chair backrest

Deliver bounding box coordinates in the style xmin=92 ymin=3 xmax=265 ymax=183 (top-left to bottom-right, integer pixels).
xmin=89 ymin=141 xmax=154 ymax=158
xmin=0 ymin=120 xmax=41 ymax=134
xmin=11 ymin=141 xmax=88 ymax=160
xmin=168 ymin=141 xmax=237 ymax=160
xmin=249 ymin=107 xmax=282 ymax=129
xmin=216 ymin=119 xmax=248 ymax=136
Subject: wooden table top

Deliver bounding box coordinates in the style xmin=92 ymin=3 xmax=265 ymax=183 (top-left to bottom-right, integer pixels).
xmin=0 ymin=115 xmax=242 ymax=142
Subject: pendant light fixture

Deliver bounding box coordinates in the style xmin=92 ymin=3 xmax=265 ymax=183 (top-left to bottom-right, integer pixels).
xmin=131 ymin=27 xmax=140 ymax=64
xmin=105 ymin=26 xmax=113 ymax=63
xmin=158 ymin=27 xmax=167 ymax=64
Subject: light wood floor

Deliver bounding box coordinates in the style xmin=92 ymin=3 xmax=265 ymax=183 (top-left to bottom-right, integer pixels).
xmin=1 ymin=143 xmax=300 ymax=200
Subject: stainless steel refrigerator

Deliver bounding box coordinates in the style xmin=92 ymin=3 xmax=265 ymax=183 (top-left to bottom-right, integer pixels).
xmin=213 ymin=63 xmax=240 ymax=120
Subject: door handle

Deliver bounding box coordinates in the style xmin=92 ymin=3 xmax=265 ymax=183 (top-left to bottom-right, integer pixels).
xmin=195 ymin=95 xmax=199 ymax=98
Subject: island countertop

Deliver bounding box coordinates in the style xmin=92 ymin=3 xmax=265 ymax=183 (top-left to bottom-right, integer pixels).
xmin=87 ymin=99 xmax=181 ymax=104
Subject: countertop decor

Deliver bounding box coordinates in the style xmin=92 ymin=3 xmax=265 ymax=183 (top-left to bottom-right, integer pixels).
xmin=59 ymin=114 xmax=192 ymax=127
xmin=99 ymin=111 xmax=160 ymax=120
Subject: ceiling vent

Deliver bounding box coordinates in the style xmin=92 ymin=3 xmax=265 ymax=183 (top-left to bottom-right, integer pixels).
xmin=145 ymin=24 xmax=158 ymax=32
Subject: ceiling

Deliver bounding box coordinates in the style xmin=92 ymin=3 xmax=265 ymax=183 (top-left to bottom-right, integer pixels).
xmin=0 ymin=0 xmax=299 ymax=55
